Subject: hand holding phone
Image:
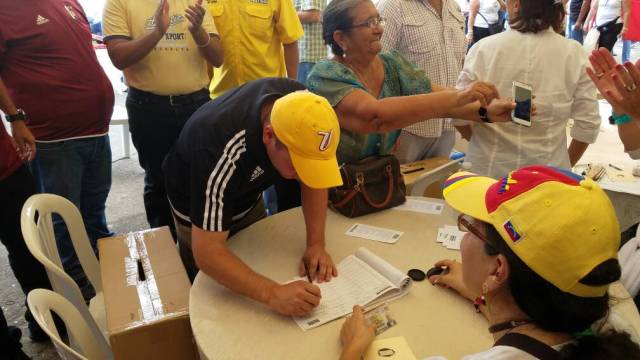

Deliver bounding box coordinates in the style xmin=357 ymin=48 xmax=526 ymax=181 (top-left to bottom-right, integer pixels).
xmin=512 ymin=81 xmax=533 ymax=127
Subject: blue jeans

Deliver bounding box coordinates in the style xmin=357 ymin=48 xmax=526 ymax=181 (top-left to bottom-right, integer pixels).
xmin=297 ymin=62 xmax=316 ymax=85
xmin=623 ymin=39 xmax=636 ymax=63
xmin=566 ymin=18 xmax=584 ymax=44
xmin=31 ymin=134 xmax=113 ymax=300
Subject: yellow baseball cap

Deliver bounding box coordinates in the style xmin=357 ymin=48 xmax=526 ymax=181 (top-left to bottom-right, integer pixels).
xmin=442 ymin=166 xmax=620 ymax=298
xmin=270 ymin=91 xmax=343 ymax=189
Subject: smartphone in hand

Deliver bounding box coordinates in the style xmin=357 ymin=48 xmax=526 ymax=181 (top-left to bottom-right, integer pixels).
xmin=512 ymin=81 xmax=533 ymax=127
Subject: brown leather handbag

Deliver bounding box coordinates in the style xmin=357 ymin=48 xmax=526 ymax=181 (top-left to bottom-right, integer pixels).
xmin=330 ymin=155 xmax=406 ymax=218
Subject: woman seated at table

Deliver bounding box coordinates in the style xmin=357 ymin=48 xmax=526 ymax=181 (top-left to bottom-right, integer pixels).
xmin=339 ymin=165 xmax=640 ymax=359
xmin=306 ymin=0 xmax=516 ymax=164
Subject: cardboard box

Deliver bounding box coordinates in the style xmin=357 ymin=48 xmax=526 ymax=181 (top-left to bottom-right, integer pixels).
xmin=99 ymin=227 xmax=196 ymax=360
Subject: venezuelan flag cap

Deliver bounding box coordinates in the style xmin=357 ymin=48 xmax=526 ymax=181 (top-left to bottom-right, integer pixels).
xmin=442 ymin=165 xmax=620 ymax=298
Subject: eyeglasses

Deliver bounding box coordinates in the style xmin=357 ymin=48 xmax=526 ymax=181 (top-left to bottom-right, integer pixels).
xmin=347 ymin=16 xmax=386 ymax=30
xmin=457 ymin=214 xmax=489 ymax=243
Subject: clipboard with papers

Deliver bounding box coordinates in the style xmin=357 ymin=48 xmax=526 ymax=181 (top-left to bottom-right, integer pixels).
xmin=293 ymin=247 xmax=412 ymax=331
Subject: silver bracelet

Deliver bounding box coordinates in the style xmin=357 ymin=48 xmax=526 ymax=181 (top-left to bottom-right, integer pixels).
xmin=196 ymin=32 xmax=211 ymax=48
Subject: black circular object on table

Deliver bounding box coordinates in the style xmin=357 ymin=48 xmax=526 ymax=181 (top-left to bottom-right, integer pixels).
xmin=407 ymin=268 xmax=426 ymax=281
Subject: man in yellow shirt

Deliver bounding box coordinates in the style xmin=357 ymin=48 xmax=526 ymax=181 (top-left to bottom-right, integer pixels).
xmin=205 ymin=0 xmax=304 ymax=98
xmin=103 ymin=0 xmax=223 ymax=237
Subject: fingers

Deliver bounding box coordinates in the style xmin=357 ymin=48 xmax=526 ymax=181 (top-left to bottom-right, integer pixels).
xmin=624 ymin=62 xmax=640 ymax=87
xmin=301 ymin=284 xmax=321 ymax=307
xmin=434 ymin=259 xmax=455 ymax=268
xmin=611 ymin=72 xmax=631 ymax=98
xmin=615 ymin=64 xmax=635 ymax=89
xmin=598 ymin=47 xmax=618 ymax=71
xmin=589 ymin=50 xmax=610 ymax=75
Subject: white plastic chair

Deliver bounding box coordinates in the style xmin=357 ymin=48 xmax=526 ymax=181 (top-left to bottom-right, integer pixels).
xmin=21 ymin=194 xmax=109 ymax=352
xmin=27 ymin=289 xmax=112 ymax=360
xmin=408 ymin=159 xmax=463 ymax=197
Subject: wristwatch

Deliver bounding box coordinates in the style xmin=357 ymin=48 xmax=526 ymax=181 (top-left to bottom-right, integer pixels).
xmin=5 ymin=109 xmax=27 ymax=123
xmin=478 ymin=107 xmax=492 ymax=123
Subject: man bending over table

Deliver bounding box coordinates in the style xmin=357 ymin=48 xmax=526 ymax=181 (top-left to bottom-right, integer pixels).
xmin=163 ymin=78 xmax=342 ymax=316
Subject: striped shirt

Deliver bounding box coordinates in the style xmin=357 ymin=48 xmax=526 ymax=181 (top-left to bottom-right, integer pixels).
xmin=378 ymin=0 xmax=466 ymax=138
xmin=163 ymin=78 xmax=306 ymax=232
xmin=295 ymin=0 xmax=328 ymax=63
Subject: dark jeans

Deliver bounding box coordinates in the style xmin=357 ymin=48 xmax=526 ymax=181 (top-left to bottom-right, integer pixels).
xmin=126 ymin=88 xmax=209 ymax=238
xmin=472 ymin=26 xmax=492 ymax=45
xmin=31 ymin=135 xmax=112 ymax=301
xmin=598 ymin=22 xmax=624 ymax=52
xmin=0 ymin=307 xmax=29 ymax=360
xmin=297 ymin=62 xmax=316 ymax=85
xmin=0 ymin=165 xmax=51 ymax=333
xmin=566 ymin=17 xmax=584 ymax=44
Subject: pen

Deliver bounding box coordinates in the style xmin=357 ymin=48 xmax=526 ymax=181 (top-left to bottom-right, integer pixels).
xmin=609 ymin=163 xmax=623 ymax=171
xmin=402 ymin=167 xmax=425 ymax=175
xmin=303 ymin=260 xmax=313 ymax=283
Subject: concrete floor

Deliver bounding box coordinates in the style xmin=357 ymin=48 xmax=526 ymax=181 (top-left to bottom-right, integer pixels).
xmin=2 ymin=43 xmax=639 ymax=359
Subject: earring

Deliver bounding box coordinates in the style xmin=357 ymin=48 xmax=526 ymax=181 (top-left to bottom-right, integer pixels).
xmin=473 ymin=282 xmax=490 ymax=313
xmin=342 ymin=48 xmax=347 ymax=59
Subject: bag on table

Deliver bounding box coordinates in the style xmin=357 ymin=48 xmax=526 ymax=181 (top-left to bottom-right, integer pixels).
xmin=329 ymin=155 xmax=406 ymax=218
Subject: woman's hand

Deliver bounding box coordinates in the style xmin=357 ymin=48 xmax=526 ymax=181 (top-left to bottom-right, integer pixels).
xmin=486 ymin=98 xmax=516 ymax=123
xmin=428 ymin=259 xmax=475 ymax=301
xmin=457 ymin=81 xmax=500 ymax=108
xmin=339 ymin=306 xmax=375 ymax=360
xmin=587 ymin=48 xmax=640 ymax=119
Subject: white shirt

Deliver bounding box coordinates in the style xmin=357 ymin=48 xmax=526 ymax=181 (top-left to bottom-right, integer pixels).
xmin=596 ymin=0 xmax=623 ymax=26
xmin=474 ymin=0 xmax=501 ymax=28
xmin=455 ymin=29 xmax=600 ymax=179
xmin=378 ymin=0 xmax=466 ymax=138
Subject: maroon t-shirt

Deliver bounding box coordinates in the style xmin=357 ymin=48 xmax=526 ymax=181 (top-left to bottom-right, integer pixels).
xmin=0 ymin=0 xmax=114 ymax=141
xmin=0 ymin=126 xmax=22 ymax=181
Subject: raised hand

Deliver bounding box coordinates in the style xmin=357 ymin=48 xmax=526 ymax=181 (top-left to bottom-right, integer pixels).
xmin=154 ymin=0 xmax=170 ymax=35
xmin=186 ymin=0 xmax=206 ymax=33
xmin=587 ymin=48 xmax=640 ymax=119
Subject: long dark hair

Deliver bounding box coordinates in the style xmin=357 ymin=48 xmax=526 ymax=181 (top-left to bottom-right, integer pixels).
xmin=509 ymin=0 xmax=566 ymax=34
xmin=484 ymin=224 xmax=640 ymax=359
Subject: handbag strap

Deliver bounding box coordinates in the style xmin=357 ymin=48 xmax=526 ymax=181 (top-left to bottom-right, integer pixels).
xmin=494 ymin=333 xmax=562 ymax=360
xmin=332 ymin=188 xmax=360 ymax=208
xmin=359 ymin=164 xmax=395 ymax=209
xmin=332 ymin=164 xmax=396 ymax=209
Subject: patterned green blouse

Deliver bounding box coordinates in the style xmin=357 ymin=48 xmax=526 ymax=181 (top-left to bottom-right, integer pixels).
xmin=307 ymin=50 xmax=432 ymax=164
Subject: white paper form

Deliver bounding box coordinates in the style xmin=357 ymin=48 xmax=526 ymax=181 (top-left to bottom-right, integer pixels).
xmin=345 ymin=224 xmax=403 ymax=244
xmin=393 ymin=197 xmax=444 ymax=215
xmin=294 ymin=256 xmax=393 ymax=331
xmin=293 ymin=248 xmax=412 ymax=331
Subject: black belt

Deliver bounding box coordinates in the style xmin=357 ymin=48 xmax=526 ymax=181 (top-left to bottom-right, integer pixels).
xmin=128 ymin=87 xmax=210 ymax=106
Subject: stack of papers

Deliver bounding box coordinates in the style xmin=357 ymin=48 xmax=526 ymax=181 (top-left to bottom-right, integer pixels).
xmin=436 ymin=225 xmax=467 ymax=250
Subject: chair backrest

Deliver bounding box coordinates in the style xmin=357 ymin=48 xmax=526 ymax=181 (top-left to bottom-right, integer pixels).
xmin=27 ymin=289 xmax=112 ymax=360
xmin=21 ymin=194 xmax=108 ymax=352
xmin=408 ymin=160 xmax=463 ymax=198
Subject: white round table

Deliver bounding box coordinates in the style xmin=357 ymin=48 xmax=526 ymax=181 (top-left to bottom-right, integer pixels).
xmin=190 ymin=200 xmax=495 ymax=359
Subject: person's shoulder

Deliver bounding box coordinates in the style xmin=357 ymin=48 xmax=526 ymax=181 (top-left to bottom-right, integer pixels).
xmin=461 ymin=346 xmax=536 ymax=360
xmin=379 ymin=49 xmax=413 ymax=68
xmin=308 ymin=59 xmax=349 ymax=79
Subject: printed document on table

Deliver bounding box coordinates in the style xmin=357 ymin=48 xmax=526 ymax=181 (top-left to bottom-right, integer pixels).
xmin=345 ymin=224 xmax=403 ymax=244
xmin=292 ymin=248 xmax=412 ymax=331
xmin=393 ymin=196 xmax=444 ymax=215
